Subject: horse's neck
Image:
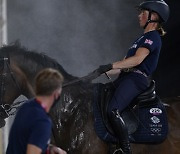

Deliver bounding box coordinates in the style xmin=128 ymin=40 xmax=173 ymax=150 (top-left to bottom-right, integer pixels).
xmin=13 ymin=53 xmax=76 ymax=81
xmin=11 ymin=54 xmax=78 ymax=98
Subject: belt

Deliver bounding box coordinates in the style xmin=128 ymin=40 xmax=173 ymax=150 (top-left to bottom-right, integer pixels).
xmin=122 ymin=68 xmax=148 ymax=77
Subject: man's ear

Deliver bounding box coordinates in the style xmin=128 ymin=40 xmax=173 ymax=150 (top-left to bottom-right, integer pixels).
xmin=54 ymin=89 xmax=61 ymax=99
xmin=52 ymin=90 xmax=57 ymax=100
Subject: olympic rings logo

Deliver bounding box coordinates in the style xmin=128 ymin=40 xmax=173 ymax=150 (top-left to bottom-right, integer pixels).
xmin=150 ymin=128 xmax=161 ymax=133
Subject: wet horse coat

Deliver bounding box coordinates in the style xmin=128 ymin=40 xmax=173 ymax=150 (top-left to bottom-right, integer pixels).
xmin=0 ymin=43 xmax=180 ymax=154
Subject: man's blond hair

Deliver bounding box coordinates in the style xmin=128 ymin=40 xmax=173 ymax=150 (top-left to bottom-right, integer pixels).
xmin=35 ymin=68 xmax=64 ymax=96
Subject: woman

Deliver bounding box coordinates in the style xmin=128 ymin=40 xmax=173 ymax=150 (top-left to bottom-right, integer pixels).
xmin=97 ymin=1 xmax=170 ymax=153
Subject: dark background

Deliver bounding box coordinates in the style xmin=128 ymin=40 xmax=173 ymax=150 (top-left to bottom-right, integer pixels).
xmin=153 ymin=0 xmax=180 ymax=97
xmin=7 ymin=0 xmax=180 ymax=98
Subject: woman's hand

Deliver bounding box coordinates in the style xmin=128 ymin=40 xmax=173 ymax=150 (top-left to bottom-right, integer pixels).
xmin=97 ymin=64 xmax=112 ymax=74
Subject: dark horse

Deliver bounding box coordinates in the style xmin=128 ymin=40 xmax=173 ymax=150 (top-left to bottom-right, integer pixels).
xmin=0 ymin=43 xmax=180 ymax=154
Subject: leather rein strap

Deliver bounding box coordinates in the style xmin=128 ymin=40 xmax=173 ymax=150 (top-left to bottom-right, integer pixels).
xmin=62 ymin=69 xmax=101 ymax=87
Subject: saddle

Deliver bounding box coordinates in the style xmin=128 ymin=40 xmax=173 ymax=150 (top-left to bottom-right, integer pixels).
xmin=94 ymin=80 xmax=168 ymax=144
xmin=97 ymin=80 xmax=156 ymax=135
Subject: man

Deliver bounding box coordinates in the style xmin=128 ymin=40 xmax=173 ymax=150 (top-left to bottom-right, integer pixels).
xmin=6 ymin=68 xmax=66 ymax=154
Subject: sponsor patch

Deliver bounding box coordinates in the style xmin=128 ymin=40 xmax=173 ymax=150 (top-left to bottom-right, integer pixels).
xmin=150 ymin=108 xmax=162 ymax=115
xmin=130 ymin=44 xmax=137 ymax=49
xmin=151 ymin=116 xmax=160 ymax=124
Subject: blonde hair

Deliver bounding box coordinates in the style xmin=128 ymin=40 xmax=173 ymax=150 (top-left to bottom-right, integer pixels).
xmin=153 ymin=12 xmax=167 ymax=36
xmin=35 ymin=68 xmax=64 ymax=96
xmin=157 ymin=25 xmax=166 ymax=36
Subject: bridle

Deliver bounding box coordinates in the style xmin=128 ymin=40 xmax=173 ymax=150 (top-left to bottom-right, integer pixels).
xmin=0 ymin=56 xmax=24 ymax=120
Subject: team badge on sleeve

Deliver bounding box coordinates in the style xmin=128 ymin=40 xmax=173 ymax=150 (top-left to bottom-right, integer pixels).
xmin=144 ymin=39 xmax=153 ymax=45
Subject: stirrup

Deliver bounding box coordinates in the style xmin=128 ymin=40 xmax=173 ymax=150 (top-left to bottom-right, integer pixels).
xmin=113 ymin=148 xmax=123 ymax=154
xmin=109 ymin=143 xmax=124 ymax=154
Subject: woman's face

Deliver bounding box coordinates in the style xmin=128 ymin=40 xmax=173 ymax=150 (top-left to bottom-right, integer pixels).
xmin=138 ymin=9 xmax=159 ymax=28
xmin=138 ymin=9 xmax=149 ymax=28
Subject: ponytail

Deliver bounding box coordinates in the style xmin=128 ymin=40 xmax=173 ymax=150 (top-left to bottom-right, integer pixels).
xmin=157 ymin=25 xmax=166 ymax=36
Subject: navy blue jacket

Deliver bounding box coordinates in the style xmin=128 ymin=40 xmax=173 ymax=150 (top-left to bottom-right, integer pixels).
xmin=6 ymin=99 xmax=52 ymax=154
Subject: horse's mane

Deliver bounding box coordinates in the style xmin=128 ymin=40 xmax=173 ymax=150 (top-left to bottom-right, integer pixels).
xmin=0 ymin=41 xmax=77 ymax=81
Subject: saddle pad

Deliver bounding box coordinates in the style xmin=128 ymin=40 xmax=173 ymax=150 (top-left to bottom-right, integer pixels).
xmin=93 ymin=85 xmax=168 ymax=144
xmin=93 ymin=86 xmax=118 ymax=143
xmin=130 ymin=98 xmax=168 ymax=143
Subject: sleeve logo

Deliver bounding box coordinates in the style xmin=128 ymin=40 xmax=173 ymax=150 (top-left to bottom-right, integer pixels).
xmin=144 ymin=39 xmax=153 ymax=45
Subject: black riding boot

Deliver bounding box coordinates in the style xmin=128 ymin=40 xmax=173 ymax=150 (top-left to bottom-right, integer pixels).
xmin=110 ymin=109 xmax=132 ymax=154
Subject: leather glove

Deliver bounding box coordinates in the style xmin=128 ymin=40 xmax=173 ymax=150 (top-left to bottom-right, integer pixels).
xmin=97 ymin=64 xmax=112 ymax=74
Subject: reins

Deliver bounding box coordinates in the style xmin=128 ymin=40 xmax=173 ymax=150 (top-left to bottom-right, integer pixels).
xmin=62 ymin=69 xmax=101 ymax=87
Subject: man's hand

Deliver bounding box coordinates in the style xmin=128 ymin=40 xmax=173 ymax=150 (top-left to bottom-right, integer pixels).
xmin=50 ymin=146 xmax=67 ymax=154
